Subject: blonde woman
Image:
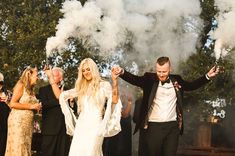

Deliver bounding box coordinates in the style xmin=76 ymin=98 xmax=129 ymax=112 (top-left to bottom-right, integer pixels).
xmin=58 ymin=58 xmax=122 ymax=156
xmin=5 ymin=66 xmax=41 ymax=156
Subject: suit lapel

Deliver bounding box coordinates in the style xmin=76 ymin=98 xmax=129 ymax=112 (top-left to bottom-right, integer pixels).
xmin=169 ymin=75 xmax=183 ymax=105
xmin=169 ymin=75 xmax=184 ymax=134
xmin=141 ymin=81 xmax=158 ymax=128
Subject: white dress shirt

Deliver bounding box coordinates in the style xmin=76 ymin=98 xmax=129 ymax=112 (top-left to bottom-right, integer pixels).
xmin=149 ymin=81 xmax=177 ymax=122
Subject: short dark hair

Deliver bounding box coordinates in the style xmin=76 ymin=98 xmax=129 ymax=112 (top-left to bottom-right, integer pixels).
xmin=156 ymin=56 xmax=170 ymax=66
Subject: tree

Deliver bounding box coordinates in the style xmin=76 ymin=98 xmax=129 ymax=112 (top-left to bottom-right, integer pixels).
xmin=0 ymin=0 xmax=65 ymax=89
xmin=178 ymin=0 xmax=235 ymax=147
xmin=0 ymin=0 xmax=105 ymax=90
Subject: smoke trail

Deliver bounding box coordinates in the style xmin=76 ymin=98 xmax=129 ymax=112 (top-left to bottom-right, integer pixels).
xmin=46 ymin=0 xmax=103 ymax=56
xmin=211 ymin=0 xmax=235 ymax=60
xmin=46 ymin=0 xmax=203 ymax=69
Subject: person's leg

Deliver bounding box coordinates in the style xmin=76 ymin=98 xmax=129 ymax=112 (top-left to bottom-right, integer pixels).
xmin=104 ymin=134 xmax=119 ymax=156
xmin=41 ymin=135 xmax=56 ymax=156
xmin=162 ymin=122 xmax=180 ymax=156
xmin=118 ymin=117 xmax=132 ymax=156
xmin=138 ymin=129 xmax=149 ymax=156
xmin=55 ymin=133 xmax=71 ymax=156
xmin=146 ymin=122 xmax=165 ymax=156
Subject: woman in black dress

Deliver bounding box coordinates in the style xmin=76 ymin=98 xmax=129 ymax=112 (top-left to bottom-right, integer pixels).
xmin=0 ymin=73 xmax=10 ymax=156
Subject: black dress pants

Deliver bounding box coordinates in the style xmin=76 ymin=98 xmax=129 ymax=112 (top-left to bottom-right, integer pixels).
xmin=146 ymin=121 xmax=180 ymax=156
xmin=41 ymin=133 xmax=70 ymax=156
xmin=138 ymin=128 xmax=149 ymax=156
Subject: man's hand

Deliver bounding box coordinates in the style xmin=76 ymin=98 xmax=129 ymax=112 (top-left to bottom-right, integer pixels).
xmin=43 ymin=65 xmax=55 ymax=84
xmin=43 ymin=65 xmax=53 ymax=78
xmin=112 ymin=66 xmax=124 ymax=77
xmin=207 ymin=66 xmax=220 ymax=78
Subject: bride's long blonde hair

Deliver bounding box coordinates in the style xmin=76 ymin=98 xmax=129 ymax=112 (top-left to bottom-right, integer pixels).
xmin=75 ymin=58 xmax=104 ymax=110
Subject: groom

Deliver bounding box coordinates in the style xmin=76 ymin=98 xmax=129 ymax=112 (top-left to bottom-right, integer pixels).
xmin=113 ymin=56 xmax=219 ymax=156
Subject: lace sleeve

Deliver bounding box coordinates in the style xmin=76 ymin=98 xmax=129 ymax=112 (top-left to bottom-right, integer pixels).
xmin=97 ymin=81 xmax=122 ymax=137
xmin=59 ymin=88 xmax=78 ymax=136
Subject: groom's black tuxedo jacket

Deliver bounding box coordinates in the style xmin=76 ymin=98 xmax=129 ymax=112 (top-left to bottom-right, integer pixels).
xmin=120 ymin=71 xmax=210 ymax=134
xmin=38 ymin=85 xmax=66 ymax=135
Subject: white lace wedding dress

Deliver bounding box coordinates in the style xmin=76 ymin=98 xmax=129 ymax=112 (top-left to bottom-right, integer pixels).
xmin=59 ymin=81 xmax=122 ymax=156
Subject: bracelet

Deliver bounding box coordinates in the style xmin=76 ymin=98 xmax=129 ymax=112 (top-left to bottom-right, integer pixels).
xmin=205 ymin=74 xmax=210 ymax=80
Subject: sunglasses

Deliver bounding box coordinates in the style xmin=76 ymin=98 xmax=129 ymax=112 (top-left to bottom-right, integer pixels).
xmin=0 ymin=81 xmax=3 ymax=85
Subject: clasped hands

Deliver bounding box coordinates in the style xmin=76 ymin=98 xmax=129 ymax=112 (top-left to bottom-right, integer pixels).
xmin=111 ymin=66 xmax=123 ymax=80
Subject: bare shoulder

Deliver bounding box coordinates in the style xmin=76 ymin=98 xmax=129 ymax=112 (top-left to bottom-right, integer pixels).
xmin=10 ymin=82 xmax=24 ymax=102
xmin=13 ymin=82 xmax=24 ymax=92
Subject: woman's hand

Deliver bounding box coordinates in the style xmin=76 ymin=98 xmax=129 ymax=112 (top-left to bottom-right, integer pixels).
xmin=111 ymin=66 xmax=119 ymax=81
xmin=0 ymin=93 xmax=8 ymax=103
xmin=30 ymin=103 xmax=42 ymax=111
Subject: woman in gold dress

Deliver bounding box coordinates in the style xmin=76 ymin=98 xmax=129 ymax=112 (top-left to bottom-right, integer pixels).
xmin=5 ymin=66 xmax=42 ymax=156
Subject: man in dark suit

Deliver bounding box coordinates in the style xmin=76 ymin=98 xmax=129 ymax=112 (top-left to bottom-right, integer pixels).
xmin=38 ymin=67 xmax=70 ymax=156
xmin=113 ymin=56 xmax=219 ymax=156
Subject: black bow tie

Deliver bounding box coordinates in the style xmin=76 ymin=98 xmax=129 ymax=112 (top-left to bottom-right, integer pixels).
xmin=160 ymin=79 xmax=170 ymax=85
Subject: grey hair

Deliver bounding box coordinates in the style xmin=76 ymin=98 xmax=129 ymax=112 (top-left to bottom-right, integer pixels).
xmin=52 ymin=67 xmax=64 ymax=78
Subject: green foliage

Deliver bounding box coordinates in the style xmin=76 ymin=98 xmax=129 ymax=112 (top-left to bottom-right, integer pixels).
xmin=199 ymin=0 xmax=218 ymax=45
xmin=178 ymin=0 xmax=235 ymax=147
xmin=0 ymin=0 xmax=105 ymax=90
xmin=178 ymin=50 xmax=235 ymax=147
xmin=179 ymin=36 xmax=235 ymax=144
xmin=0 ymin=1 xmax=64 ymax=89
xmin=45 ymin=37 xmax=107 ymax=89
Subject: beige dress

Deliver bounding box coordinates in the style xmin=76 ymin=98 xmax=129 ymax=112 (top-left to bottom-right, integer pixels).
xmin=5 ymin=90 xmax=38 ymax=156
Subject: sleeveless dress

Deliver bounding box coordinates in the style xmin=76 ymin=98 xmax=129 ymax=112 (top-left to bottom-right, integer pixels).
xmin=59 ymin=81 xmax=122 ymax=156
xmin=5 ymin=90 xmax=38 ymax=156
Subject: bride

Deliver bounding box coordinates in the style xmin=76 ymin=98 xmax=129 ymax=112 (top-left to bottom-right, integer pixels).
xmin=48 ymin=58 xmax=122 ymax=156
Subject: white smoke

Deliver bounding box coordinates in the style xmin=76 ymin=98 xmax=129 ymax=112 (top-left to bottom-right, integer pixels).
xmin=46 ymin=0 xmax=103 ymax=56
xmin=46 ymin=0 xmax=203 ymax=69
xmin=214 ymin=39 xmax=228 ymax=61
xmin=210 ymin=0 xmax=235 ymax=60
